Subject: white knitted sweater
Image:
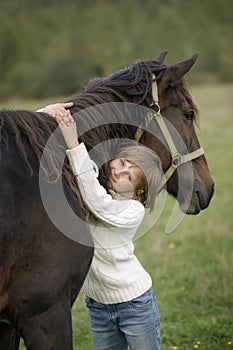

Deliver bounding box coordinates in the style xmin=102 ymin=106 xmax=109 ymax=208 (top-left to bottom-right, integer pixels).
xmin=66 ymin=143 xmax=152 ymax=304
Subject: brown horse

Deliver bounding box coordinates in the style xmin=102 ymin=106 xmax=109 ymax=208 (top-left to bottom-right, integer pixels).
xmin=0 ymin=52 xmax=214 ymax=350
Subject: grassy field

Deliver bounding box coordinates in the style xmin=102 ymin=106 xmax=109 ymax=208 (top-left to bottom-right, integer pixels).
xmin=2 ymin=83 xmax=232 ymax=350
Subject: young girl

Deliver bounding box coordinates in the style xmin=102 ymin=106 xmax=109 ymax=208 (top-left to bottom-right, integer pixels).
xmin=42 ymin=103 xmax=162 ymax=350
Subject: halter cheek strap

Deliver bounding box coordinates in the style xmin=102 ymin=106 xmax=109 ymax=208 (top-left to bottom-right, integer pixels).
xmin=150 ymin=74 xmax=159 ymax=107
xmin=135 ymin=74 xmax=204 ymax=192
xmin=155 ymin=114 xmax=204 ymax=191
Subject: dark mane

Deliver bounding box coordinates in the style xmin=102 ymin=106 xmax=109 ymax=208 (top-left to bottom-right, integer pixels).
xmin=67 ymin=58 xmax=197 ymax=146
xmin=0 ymin=110 xmax=56 ymax=174
xmin=0 ymin=110 xmax=87 ymax=216
xmin=68 ymin=58 xmax=166 ymax=109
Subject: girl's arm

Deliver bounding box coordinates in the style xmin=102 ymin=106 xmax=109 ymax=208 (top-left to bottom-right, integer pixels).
xmin=66 ymin=142 xmax=144 ymax=228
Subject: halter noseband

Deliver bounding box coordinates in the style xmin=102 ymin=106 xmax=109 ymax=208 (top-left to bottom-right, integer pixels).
xmin=135 ymin=74 xmax=204 ymax=192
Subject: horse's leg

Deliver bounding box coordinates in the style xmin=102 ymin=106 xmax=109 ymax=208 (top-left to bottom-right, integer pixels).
xmin=0 ymin=323 xmax=20 ymax=350
xmin=20 ymin=294 xmax=73 ymax=350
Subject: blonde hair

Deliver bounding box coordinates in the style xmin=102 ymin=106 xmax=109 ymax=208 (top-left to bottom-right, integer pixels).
xmin=115 ymin=145 xmax=162 ymax=210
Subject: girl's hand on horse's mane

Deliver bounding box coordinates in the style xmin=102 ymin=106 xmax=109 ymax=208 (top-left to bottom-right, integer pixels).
xmin=38 ymin=102 xmax=74 ymax=119
xmin=57 ymin=109 xmax=79 ymax=149
xmin=38 ymin=102 xmax=79 ymax=149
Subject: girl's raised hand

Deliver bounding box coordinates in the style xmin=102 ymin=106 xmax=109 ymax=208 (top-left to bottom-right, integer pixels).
xmin=39 ymin=102 xmax=79 ymax=149
xmin=39 ymin=102 xmax=74 ymax=121
xmin=57 ymin=108 xmax=79 ymax=149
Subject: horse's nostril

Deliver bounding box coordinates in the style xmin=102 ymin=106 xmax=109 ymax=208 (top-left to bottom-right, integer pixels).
xmin=210 ymin=182 xmax=215 ymax=197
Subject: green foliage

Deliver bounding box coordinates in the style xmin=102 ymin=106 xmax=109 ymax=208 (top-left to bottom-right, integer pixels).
xmin=0 ymin=0 xmax=232 ymax=99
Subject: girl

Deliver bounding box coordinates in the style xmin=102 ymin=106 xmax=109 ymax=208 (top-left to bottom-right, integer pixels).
xmin=42 ymin=103 xmax=162 ymax=350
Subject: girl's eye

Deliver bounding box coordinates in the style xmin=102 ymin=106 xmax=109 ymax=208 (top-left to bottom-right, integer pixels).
xmin=127 ymin=174 xmax=132 ymax=181
xmin=120 ymin=159 xmax=125 ymax=166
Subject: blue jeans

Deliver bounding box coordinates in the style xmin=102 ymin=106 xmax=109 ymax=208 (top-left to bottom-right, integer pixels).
xmin=85 ymin=287 xmax=160 ymax=350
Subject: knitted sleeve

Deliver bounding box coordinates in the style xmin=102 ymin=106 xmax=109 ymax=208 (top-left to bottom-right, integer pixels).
xmin=66 ymin=143 xmax=145 ymax=228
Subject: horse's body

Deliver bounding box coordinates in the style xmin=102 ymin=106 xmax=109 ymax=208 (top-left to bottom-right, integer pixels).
xmin=0 ymin=111 xmax=94 ymax=350
xmin=0 ymin=52 xmax=214 ymax=349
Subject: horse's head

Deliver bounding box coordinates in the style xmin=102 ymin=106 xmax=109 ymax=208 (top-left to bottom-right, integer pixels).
xmin=69 ymin=52 xmax=214 ymax=215
xmin=138 ymin=52 xmax=214 ymax=214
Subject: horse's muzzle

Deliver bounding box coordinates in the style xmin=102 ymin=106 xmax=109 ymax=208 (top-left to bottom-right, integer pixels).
xmin=187 ymin=179 xmax=215 ymax=215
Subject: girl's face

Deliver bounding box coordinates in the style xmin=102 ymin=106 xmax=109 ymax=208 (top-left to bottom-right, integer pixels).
xmin=108 ymin=157 xmax=144 ymax=196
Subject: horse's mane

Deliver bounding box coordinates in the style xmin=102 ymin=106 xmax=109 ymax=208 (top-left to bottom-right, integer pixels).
xmin=68 ymin=59 xmax=166 ymax=109
xmin=0 ymin=57 xmax=197 ymax=218
xmin=67 ymin=58 xmax=197 ymax=147
xmin=0 ymin=110 xmax=56 ymax=175
xmin=0 ymin=110 xmax=88 ymax=217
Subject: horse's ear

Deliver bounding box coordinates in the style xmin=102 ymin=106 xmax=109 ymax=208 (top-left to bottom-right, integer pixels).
xmin=162 ymin=53 xmax=199 ymax=87
xmin=155 ymin=51 xmax=168 ymax=64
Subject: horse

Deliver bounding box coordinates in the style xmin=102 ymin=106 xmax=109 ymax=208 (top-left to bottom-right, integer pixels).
xmin=0 ymin=52 xmax=214 ymax=350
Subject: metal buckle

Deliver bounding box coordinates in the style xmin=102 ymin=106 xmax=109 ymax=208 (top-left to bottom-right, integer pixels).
xmin=172 ymin=154 xmax=182 ymax=168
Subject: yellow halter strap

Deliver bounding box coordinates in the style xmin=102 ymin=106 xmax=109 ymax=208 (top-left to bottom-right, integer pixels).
xmin=134 ymin=74 xmax=204 ymax=191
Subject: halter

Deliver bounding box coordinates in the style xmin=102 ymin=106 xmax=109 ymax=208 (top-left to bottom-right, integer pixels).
xmin=135 ymin=74 xmax=204 ymax=192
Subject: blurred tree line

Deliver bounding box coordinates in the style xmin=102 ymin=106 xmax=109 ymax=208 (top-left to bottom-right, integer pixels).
xmin=0 ymin=0 xmax=232 ymax=99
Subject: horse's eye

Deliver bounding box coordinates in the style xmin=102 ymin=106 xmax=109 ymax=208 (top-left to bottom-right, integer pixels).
xmin=184 ymin=110 xmax=194 ymax=121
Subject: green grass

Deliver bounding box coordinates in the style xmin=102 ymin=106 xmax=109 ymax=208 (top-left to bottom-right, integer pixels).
xmin=2 ymin=83 xmax=232 ymax=349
